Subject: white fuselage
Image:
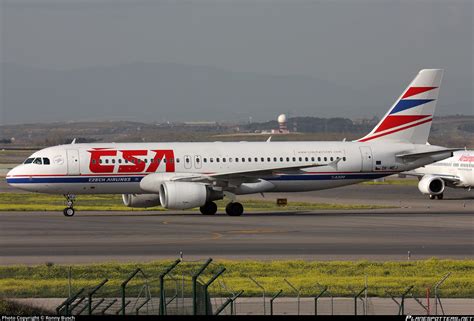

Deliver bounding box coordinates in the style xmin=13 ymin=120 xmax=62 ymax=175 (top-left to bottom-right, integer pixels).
xmin=413 ymin=150 xmax=474 ymax=188
xmin=6 ymin=141 xmax=453 ymax=195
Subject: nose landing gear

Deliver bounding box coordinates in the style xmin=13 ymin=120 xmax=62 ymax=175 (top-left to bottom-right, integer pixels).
xmin=63 ymin=194 xmax=76 ymax=217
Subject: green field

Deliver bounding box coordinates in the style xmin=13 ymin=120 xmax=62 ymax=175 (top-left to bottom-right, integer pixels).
xmin=0 ymin=259 xmax=472 ymax=298
xmin=0 ymin=192 xmax=388 ymax=212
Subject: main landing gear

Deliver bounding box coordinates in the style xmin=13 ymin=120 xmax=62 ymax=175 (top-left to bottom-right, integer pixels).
xmin=199 ymin=201 xmax=244 ymax=216
xmin=200 ymin=202 xmax=218 ymax=215
xmin=225 ymin=202 xmax=244 ymax=216
xmin=429 ymin=193 xmax=444 ymax=200
xmin=63 ymin=194 xmax=76 ymax=217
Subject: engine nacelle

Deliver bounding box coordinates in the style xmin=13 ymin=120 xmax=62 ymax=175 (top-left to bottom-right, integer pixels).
xmin=122 ymin=194 xmax=161 ymax=208
xmin=159 ymin=182 xmax=223 ymax=210
xmin=418 ymin=175 xmax=445 ymax=195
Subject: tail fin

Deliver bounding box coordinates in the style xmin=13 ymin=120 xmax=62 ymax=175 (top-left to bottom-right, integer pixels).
xmin=358 ymin=69 xmax=443 ymax=144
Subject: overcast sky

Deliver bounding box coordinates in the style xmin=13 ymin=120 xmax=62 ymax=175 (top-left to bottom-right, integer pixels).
xmin=0 ymin=0 xmax=472 ymax=124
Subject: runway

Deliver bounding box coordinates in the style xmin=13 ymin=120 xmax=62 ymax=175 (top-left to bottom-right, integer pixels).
xmin=1 ymin=182 xmax=472 ymax=264
xmin=1 ymin=208 xmax=472 ymax=265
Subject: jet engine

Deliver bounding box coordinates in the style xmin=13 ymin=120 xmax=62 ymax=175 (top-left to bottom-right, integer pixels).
xmin=418 ymin=175 xmax=445 ymax=195
xmin=122 ymin=194 xmax=161 ymax=208
xmin=159 ymin=182 xmax=223 ymax=210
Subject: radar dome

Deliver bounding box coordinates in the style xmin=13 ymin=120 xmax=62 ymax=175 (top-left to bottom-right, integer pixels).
xmin=277 ymin=114 xmax=287 ymax=123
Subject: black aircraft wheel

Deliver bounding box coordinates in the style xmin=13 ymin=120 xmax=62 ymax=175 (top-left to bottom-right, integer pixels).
xmin=437 ymin=193 xmax=444 ymax=200
xmin=63 ymin=207 xmax=75 ymax=217
xmin=200 ymin=202 xmax=218 ymax=215
xmin=225 ymin=202 xmax=244 ymax=216
xmin=429 ymin=195 xmax=436 ymax=200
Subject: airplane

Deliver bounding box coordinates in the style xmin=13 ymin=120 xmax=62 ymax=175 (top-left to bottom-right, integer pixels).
xmin=6 ymin=69 xmax=459 ymax=217
xmin=402 ymin=150 xmax=473 ymax=199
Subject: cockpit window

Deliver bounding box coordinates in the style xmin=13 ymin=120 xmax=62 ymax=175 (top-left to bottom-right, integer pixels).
xmin=43 ymin=158 xmax=50 ymax=165
xmin=24 ymin=158 xmax=34 ymax=164
xmin=33 ymin=158 xmax=43 ymax=165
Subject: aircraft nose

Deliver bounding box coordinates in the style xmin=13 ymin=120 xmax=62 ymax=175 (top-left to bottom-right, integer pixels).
xmin=6 ymin=166 xmax=17 ymax=185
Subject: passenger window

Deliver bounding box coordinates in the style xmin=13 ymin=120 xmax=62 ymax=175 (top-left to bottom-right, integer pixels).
xmin=343 ymin=157 xmax=346 ymax=161
xmin=186 ymin=158 xmax=190 ymax=163
xmin=318 ymin=157 xmax=321 ymax=162
xmin=112 ymin=159 xmax=116 ymax=164
xmin=330 ymin=157 xmax=334 ymax=161
xmin=299 ymin=157 xmax=302 ymax=161
xmin=163 ymin=158 xmax=167 ymax=163
xmin=242 ymin=158 xmax=245 ymax=162
xmin=176 ymin=158 xmax=180 ymax=163
xmin=274 ymin=157 xmax=277 ymax=162
xmin=92 ymin=159 xmax=97 ymax=164
xmin=105 ymin=159 xmax=109 ymax=164
xmin=118 ymin=159 xmax=122 ymax=164
xmin=248 ymin=157 xmax=252 ymax=162
xmin=292 ymin=157 xmax=296 ymax=162
xmin=280 ymin=157 xmax=283 ymax=162
xmin=286 ymin=157 xmax=290 ymax=162
xmin=324 ymin=157 xmax=327 ymax=162
xmin=305 ymin=157 xmax=308 ymax=162
xmin=223 ymin=158 xmax=226 ymax=162
xmin=255 ymin=157 xmax=258 ymax=162
xmin=216 ymin=158 xmax=220 ymax=162
xmin=203 ymin=158 xmax=207 ymax=163
xmin=311 ymin=157 xmax=315 ymax=162
xmin=170 ymin=158 xmax=174 ymax=163
xmin=261 ymin=157 xmax=264 ymax=162
xmin=43 ymin=158 xmax=50 ymax=165
xmin=99 ymin=159 xmax=103 ymax=164
xmin=210 ymin=158 xmax=214 ymax=163
xmin=235 ymin=158 xmax=239 ymax=162
xmin=267 ymin=157 xmax=271 ymax=162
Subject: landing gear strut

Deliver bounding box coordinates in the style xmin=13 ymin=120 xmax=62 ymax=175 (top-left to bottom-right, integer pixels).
xmin=63 ymin=194 xmax=76 ymax=217
xmin=200 ymin=202 xmax=218 ymax=215
xmin=225 ymin=202 xmax=244 ymax=216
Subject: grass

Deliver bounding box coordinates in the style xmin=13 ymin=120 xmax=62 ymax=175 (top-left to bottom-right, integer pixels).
xmin=0 ymin=298 xmax=51 ymax=315
xmin=0 ymin=192 xmax=389 ymax=212
xmin=0 ymin=259 xmax=472 ymax=298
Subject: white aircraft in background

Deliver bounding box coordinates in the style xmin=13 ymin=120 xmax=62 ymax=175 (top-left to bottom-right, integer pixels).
xmin=403 ymin=150 xmax=473 ymax=199
xmin=7 ymin=69 xmax=458 ymax=216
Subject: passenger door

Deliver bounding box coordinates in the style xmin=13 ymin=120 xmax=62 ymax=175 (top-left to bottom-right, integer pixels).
xmin=359 ymin=146 xmax=373 ymax=172
xmin=66 ymin=150 xmax=80 ymax=175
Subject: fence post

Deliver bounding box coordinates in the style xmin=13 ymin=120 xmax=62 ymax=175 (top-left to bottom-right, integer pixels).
xmin=314 ymin=286 xmax=328 ymax=316
xmin=192 ymin=258 xmax=213 ymax=315
xmin=203 ymin=267 xmax=226 ymax=315
xmin=249 ymin=276 xmax=266 ymax=315
xmin=434 ymin=272 xmax=451 ymax=315
xmin=354 ymin=286 xmax=367 ymax=315
xmin=270 ymin=290 xmax=283 ymax=316
xmin=159 ymin=259 xmax=181 ymax=315
xmin=121 ymin=268 xmax=145 ymax=316
xmin=88 ymin=279 xmax=108 ymax=315
xmin=214 ymin=290 xmax=244 ymax=315
xmin=284 ymin=279 xmax=301 ymax=315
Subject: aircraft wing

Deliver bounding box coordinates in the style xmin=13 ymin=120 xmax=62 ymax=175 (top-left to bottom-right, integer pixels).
xmin=403 ymin=171 xmax=461 ymax=184
xmin=173 ymin=159 xmax=341 ymax=183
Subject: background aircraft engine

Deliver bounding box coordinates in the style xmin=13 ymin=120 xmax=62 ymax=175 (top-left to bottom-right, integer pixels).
xmin=418 ymin=175 xmax=445 ymax=195
xmin=159 ymin=182 xmax=223 ymax=210
xmin=122 ymin=194 xmax=161 ymax=208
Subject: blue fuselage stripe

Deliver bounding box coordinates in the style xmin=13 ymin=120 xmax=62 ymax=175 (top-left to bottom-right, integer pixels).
xmin=7 ymin=173 xmax=393 ymax=184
